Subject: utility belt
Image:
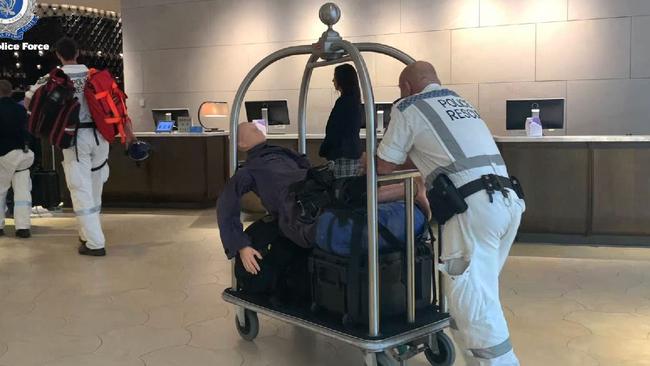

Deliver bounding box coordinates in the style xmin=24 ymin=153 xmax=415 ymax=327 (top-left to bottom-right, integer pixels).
xmin=427 ymin=174 xmax=525 ymax=225
xmin=78 ymin=122 xmax=96 ymax=129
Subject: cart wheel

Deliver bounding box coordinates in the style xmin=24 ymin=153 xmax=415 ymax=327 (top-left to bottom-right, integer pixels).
xmin=424 ymin=332 xmax=455 ymax=366
xmin=342 ymin=313 xmax=352 ymax=326
xmin=235 ymin=309 xmax=259 ymax=341
xmin=310 ymin=302 xmax=320 ymax=313
xmin=376 ymin=352 xmax=398 ymax=366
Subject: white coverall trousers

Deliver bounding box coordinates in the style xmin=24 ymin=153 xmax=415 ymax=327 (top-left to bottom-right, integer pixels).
xmin=62 ymin=128 xmax=110 ymax=249
xmin=0 ymin=149 xmax=34 ymax=230
xmin=441 ymin=190 xmax=525 ymax=366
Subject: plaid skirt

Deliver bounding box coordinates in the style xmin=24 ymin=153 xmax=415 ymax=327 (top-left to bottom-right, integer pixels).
xmin=332 ymin=158 xmax=362 ymax=178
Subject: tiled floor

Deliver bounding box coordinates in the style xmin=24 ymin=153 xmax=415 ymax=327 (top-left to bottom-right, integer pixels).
xmin=1 ymin=209 xmax=649 ymax=366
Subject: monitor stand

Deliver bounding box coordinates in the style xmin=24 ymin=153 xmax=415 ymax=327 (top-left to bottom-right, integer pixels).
xmin=506 ymin=128 xmax=566 ymax=136
xmin=268 ymin=125 xmax=288 ymax=134
xmin=361 ymin=110 xmax=385 ymax=136
xmin=261 ymin=108 xmax=288 ymax=134
xmin=506 ymin=130 xmax=526 ymax=136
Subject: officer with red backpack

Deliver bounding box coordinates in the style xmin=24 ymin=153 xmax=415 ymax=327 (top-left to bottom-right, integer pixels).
xmin=26 ymin=37 xmax=136 ymax=256
xmin=0 ymin=80 xmax=33 ymax=238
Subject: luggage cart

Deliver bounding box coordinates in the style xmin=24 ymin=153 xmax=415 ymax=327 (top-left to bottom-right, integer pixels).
xmin=222 ymin=4 xmax=455 ymax=365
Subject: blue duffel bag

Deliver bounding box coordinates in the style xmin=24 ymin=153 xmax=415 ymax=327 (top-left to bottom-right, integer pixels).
xmin=314 ymin=201 xmax=427 ymax=256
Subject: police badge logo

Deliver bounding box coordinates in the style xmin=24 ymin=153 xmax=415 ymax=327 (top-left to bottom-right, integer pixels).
xmin=0 ymin=0 xmax=38 ymax=40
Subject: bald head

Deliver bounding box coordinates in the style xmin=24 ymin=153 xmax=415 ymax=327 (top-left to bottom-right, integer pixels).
xmin=0 ymin=80 xmax=12 ymax=98
xmin=398 ymin=61 xmax=441 ymax=98
xmin=237 ymin=122 xmax=266 ymax=152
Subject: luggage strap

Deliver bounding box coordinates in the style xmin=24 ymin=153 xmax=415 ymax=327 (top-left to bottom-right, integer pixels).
xmin=91 ymin=159 xmax=108 ymax=172
xmin=346 ymin=208 xmax=412 ymax=323
xmin=93 ymin=79 xmax=128 ymax=143
xmin=73 ymin=122 xmax=100 ymax=162
xmin=458 ymin=174 xmax=517 ymax=203
xmin=78 ymin=122 xmax=95 ymax=129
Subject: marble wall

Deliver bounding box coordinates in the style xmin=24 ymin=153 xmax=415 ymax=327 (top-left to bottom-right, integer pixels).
xmin=121 ymin=0 xmax=650 ymax=135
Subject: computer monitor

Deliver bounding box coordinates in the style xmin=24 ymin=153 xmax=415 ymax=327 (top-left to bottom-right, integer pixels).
xmin=245 ymin=100 xmax=290 ymax=134
xmin=152 ymin=108 xmax=191 ymax=130
xmin=360 ymin=103 xmax=393 ymax=132
xmin=506 ymin=99 xmax=565 ymax=135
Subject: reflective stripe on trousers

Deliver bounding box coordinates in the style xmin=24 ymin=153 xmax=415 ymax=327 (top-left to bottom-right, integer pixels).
xmin=74 ymin=205 xmax=102 ymax=217
xmin=471 ymin=338 xmax=514 ymax=360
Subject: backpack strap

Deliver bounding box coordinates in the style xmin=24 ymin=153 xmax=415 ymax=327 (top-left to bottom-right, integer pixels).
xmin=346 ymin=210 xmax=364 ymax=324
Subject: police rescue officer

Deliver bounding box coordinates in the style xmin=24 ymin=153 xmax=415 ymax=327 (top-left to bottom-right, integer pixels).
xmin=26 ymin=37 xmax=136 ymax=256
xmin=375 ymin=61 xmax=525 ymax=366
xmin=0 ymin=80 xmax=33 ymax=238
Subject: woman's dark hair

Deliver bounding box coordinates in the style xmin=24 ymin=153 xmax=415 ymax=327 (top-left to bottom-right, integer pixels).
xmin=55 ymin=37 xmax=79 ymax=61
xmin=334 ymin=64 xmax=361 ymax=102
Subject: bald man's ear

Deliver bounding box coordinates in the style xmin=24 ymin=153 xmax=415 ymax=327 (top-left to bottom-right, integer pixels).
xmin=400 ymin=80 xmax=412 ymax=98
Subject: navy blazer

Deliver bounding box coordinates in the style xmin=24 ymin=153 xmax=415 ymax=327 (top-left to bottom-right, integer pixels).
xmin=319 ymin=94 xmax=362 ymax=161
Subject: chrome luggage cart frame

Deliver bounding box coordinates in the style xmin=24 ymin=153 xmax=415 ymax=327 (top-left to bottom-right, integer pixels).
xmin=222 ymin=4 xmax=455 ymax=365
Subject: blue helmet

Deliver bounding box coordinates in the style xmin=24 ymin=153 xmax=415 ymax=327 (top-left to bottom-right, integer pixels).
xmin=127 ymin=140 xmax=151 ymax=162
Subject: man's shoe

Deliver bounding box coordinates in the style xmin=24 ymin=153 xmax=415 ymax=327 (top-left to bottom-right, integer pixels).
xmin=15 ymin=229 xmax=31 ymax=238
xmin=78 ymin=243 xmax=106 ymax=257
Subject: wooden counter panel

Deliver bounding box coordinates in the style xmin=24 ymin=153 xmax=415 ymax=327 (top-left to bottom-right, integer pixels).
xmin=103 ymin=145 xmax=152 ymax=199
xmin=499 ymin=142 xmax=590 ymax=235
xmin=101 ymin=136 xmax=228 ymax=208
xmin=592 ymin=143 xmax=650 ymax=236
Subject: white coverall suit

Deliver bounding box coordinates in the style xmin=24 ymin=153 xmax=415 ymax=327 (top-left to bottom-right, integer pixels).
xmin=378 ymin=84 xmax=525 ymax=365
xmin=28 ymin=64 xmax=110 ymax=249
xmin=0 ymin=149 xmax=34 ymax=230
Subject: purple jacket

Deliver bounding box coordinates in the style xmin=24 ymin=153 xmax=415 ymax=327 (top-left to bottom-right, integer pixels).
xmin=217 ymin=143 xmax=312 ymax=258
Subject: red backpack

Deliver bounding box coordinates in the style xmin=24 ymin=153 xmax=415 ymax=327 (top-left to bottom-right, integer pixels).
xmin=85 ymin=69 xmax=129 ymax=144
xmin=28 ymin=69 xmax=81 ymax=149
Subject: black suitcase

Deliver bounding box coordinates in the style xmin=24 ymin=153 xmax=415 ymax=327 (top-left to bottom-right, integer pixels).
xmin=235 ymin=217 xmax=312 ymax=306
xmin=309 ymin=238 xmax=434 ymax=325
xmin=32 ymin=170 xmax=61 ymax=210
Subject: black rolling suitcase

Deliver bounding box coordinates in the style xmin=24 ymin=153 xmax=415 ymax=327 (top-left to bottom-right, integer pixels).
xmin=309 ymin=235 xmax=434 ymax=325
xmin=32 ymin=145 xmax=61 ymax=210
xmin=32 ymin=170 xmax=61 ymax=210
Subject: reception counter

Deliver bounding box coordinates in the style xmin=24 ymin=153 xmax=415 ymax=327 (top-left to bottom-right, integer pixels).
xmin=44 ymin=131 xmax=650 ymax=245
xmin=98 ymin=132 xmax=230 ymax=208
xmin=266 ymin=134 xmax=650 ymax=245
xmin=496 ymin=136 xmax=650 ymax=245
xmin=44 ymin=132 xmax=231 ymax=209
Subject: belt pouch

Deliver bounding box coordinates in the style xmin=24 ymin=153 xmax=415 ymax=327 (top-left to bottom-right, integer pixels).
xmin=509 ymin=176 xmax=525 ymax=199
xmin=427 ymin=174 xmax=469 ymax=225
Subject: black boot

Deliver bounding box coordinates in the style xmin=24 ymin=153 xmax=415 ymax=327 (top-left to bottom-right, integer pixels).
xmin=0 ymin=228 xmax=4 ymax=236
xmin=15 ymin=229 xmax=31 ymax=238
xmin=78 ymin=243 xmax=106 ymax=257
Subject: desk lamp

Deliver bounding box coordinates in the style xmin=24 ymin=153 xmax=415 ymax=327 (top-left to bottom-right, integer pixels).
xmin=198 ymin=101 xmax=229 ymax=132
